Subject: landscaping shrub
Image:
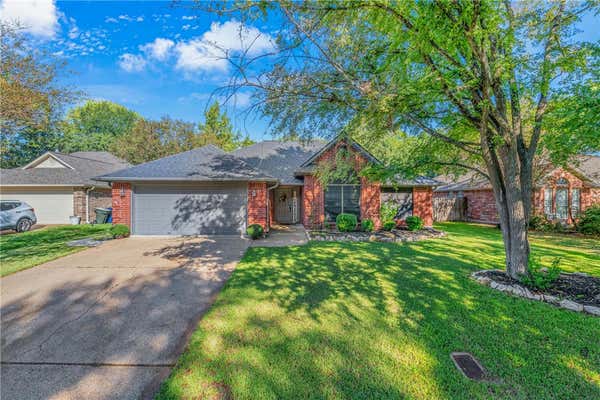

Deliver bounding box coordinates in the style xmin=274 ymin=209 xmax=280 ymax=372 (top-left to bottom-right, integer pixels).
xmin=361 ymin=219 xmax=374 ymax=232
xmin=521 ymin=257 xmax=561 ymax=290
xmin=405 ymin=216 xmax=424 ymax=231
xmin=528 ymin=214 xmax=549 ymax=231
xmin=336 ymin=213 xmax=358 ymax=232
xmin=380 ymin=201 xmax=398 ymax=223
xmin=246 ymin=224 xmax=264 ymax=240
xmin=576 ymin=204 xmax=600 ymax=235
xmin=110 ymin=224 xmax=130 ymax=238
xmin=383 ymin=221 xmax=396 ymax=231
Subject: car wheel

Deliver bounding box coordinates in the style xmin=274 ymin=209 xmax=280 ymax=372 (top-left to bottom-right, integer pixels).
xmin=16 ymin=218 xmax=33 ymax=232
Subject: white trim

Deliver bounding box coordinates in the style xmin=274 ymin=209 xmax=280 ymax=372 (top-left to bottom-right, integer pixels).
xmin=0 ymin=184 xmax=76 ymax=188
xmin=22 ymin=152 xmax=75 ymax=170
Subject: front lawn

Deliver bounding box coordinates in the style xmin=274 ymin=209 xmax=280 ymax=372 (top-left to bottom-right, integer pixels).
xmin=0 ymin=224 xmax=113 ymax=277
xmin=157 ymin=223 xmax=600 ymax=400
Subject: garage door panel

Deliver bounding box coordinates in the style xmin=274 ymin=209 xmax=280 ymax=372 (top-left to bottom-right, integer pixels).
xmin=0 ymin=189 xmax=73 ymax=224
xmin=133 ymin=184 xmax=247 ymax=235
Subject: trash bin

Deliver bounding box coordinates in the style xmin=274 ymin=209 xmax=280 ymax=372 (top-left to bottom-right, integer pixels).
xmin=95 ymin=208 xmax=111 ymax=224
xmin=107 ymin=207 xmax=113 ymax=223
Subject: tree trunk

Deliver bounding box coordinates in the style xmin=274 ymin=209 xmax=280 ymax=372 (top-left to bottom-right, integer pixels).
xmin=486 ymin=145 xmax=531 ymax=280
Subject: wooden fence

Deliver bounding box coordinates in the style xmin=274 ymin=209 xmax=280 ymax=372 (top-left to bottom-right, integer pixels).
xmin=433 ymin=196 xmax=467 ymax=222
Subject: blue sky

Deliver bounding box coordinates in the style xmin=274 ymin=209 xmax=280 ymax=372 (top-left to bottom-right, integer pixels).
xmin=1 ymin=1 xmax=598 ymax=142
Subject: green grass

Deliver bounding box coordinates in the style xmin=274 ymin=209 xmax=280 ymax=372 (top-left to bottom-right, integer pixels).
xmin=157 ymin=222 xmax=600 ymax=400
xmin=0 ymin=224 xmax=113 ymax=277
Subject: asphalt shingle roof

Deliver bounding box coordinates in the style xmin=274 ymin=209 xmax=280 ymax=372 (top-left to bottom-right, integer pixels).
xmin=231 ymin=140 xmax=324 ymax=185
xmin=96 ymin=145 xmax=276 ymax=182
xmin=1 ymin=151 xmax=130 ymax=188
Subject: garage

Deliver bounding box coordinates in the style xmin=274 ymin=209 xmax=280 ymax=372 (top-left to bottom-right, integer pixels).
xmin=0 ymin=188 xmax=73 ymax=224
xmin=132 ymin=183 xmax=247 ymax=235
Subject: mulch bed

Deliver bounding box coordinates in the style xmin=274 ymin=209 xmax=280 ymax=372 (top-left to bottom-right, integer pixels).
xmin=478 ymin=270 xmax=600 ymax=307
xmin=308 ymin=227 xmax=446 ymax=243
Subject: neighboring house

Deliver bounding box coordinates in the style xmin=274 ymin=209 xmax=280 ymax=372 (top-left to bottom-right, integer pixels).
xmin=434 ymin=155 xmax=600 ymax=224
xmin=95 ymin=136 xmax=438 ymax=236
xmin=0 ymin=152 xmax=130 ymax=224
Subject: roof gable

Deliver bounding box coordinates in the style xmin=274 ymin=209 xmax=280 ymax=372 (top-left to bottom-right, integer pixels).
xmin=22 ymin=152 xmax=74 ymax=170
xmin=299 ymin=135 xmax=381 ymax=168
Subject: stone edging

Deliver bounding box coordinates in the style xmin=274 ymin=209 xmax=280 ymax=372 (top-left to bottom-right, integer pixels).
xmin=307 ymin=228 xmax=446 ymax=243
xmin=471 ymin=270 xmax=600 ymax=317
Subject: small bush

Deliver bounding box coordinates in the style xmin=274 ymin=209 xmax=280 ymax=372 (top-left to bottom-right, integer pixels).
xmin=576 ymin=205 xmax=600 ymax=235
xmin=521 ymin=257 xmax=561 ymax=290
xmin=110 ymin=224 xmax=130 ymax=238
xmin=246 ymin=224 xmax=264 ymax=240
xmin=383 ymin=221 xmax=396 ymax=231
xmin=336 ymin=213 xmax=358 ymax=232
xmin=405 ymin=215 xmax=424 ymax=231
xmin=361 ymin=219 xmax=374 ymax=232
xmin=528 ymin=214 xmax=549 ymax=231
xmin=380 ymin=201 xmax=398 ymax=223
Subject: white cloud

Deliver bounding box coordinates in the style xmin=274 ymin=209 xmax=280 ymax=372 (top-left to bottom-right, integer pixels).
xmin=174 ymin=20 xmax=274 ymax=72
xmin=136 ymin=16 xmax=144 ymax=22
xmin=118 ymin=14 xmax=133 ymax=22
xmin=0 ymin=0 xmax=59 ymax=38
xmin=182 ymin=24 xmax=191 ymax=31
xmin=105 ymin=17 xmax=118 ymax=23
xmin=182 ymin=15 xmax=196 ymax=20
xmin=118 ymin=53 xmax=146 ymax=72
xmin=140 ymin=37 xmax=174 ymax=61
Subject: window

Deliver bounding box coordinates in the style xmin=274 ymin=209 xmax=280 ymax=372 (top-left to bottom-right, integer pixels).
xmin=571 ymin=188 xmax=580 ymax=218
xmin=555 ymin=188 xmax=568 ymax=220
xmin=0 ymin=201 xmax=20 ymax=211
xmin=544 ymin=188 xmax=553 ymax=217
xmin=325 ymin=184 xmax=360 ymax=221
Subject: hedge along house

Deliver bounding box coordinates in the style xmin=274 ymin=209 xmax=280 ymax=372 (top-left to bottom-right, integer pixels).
xmin=434 ymin=155 xmax=600 ymax=225
xmin=95 ymin=135 xmax=438 ymax=236
xmin=0 ymin=151 xmax=130 ymax=224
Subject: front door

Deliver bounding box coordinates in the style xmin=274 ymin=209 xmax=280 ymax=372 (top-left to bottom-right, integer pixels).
xmin=275 ymin=188 xmax=298 ymax=224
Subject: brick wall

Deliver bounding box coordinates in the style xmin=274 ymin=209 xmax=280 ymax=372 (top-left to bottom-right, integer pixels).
xmin=302 ymin=175 xmax=324 ymax=228
xmin=248 ymin=182 xmax=268 ymax=231
xmin=73 ymin=188 xmax=112 ymax=223
xmin=412 ymin=187 xmax=433 ymax=227
xmin=360 ymin=177 xmax=381 ymax=228
xmin=73 ymin=188 xmax=86 ymax=221
xmin=111 ymin=182 xmax=131 ymax=227
xmin=464 ymin=189 xmax=499 ymax=224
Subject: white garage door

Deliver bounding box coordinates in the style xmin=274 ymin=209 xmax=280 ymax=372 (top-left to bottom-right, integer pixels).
xmin=132 ymin=183 xmax=247 ymax=236
xmin=0 ymin=188 xmax=73 ymax=224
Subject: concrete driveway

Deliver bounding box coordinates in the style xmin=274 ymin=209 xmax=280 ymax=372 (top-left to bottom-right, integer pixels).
xmin=0 ymin=236 xmax=249 ymax=400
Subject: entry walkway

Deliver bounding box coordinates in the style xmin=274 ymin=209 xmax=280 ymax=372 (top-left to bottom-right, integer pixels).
xmin=252 ymin=224 xmax=308 ymax=247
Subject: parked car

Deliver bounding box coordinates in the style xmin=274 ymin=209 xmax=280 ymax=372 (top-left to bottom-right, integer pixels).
xmin=0 ymin=200 xmax=37 ymax=232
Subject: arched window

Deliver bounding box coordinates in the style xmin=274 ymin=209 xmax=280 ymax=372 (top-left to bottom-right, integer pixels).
xmin=556 ymin=177 xmax=568 ymax=186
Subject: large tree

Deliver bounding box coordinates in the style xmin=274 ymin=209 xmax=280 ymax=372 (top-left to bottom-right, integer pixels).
xmin=60 ymin=100 xmax=140 ymax=153
xmin=206 ymin=0 xmax=599 ymax=279
xmin=198 ymin=101 xmax=252 ymax=151
xmin=0 ymin=22 xmax=79 ymax=167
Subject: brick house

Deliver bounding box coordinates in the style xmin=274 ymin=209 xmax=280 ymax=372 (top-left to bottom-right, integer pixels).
xmin=96 ymin=136 xmax=438 ymax=236
xmin=0 ymin=151 xmax=130 ymax=224
xmin=434 ymin=155 xmax=600 ymax=224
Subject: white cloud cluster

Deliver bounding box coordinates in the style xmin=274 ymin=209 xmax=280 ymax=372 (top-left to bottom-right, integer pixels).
xmin=118 ymin=20 xmax=275 ymax=75
xmin=118 ymin=53 xmax=146 ymax=72
xmin=0 ymin=0 xmax=59 ymax=38
xmin=140 ymin=37 xmax=174 ymax=61
xmin=174 ymin=20 xmax=274 ymax=72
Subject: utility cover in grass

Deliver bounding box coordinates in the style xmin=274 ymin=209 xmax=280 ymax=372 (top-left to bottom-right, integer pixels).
xmin=451 ymin=352 xmax=488 ymax=381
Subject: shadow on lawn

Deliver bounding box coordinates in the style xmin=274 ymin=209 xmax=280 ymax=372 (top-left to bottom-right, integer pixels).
xmin=158 ymin=229 xmax=600 ymax=399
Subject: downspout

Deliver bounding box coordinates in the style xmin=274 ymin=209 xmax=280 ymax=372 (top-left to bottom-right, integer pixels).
xmin=266 ymin=182 xmax=279 ymax=231
xmin=85 ymin=186 xmax=95 ymax=224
